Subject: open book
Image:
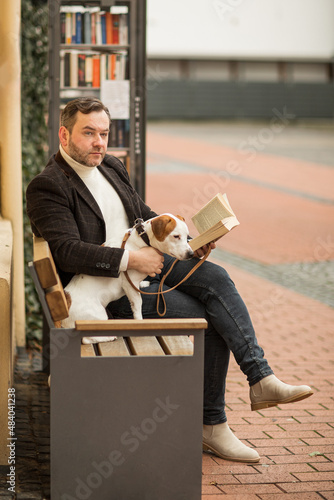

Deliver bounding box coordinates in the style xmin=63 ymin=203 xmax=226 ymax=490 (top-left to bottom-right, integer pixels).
xmin=188 ymin=193 xmax=240 ymax=251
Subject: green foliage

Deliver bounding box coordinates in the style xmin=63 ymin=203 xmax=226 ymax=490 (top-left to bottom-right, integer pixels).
xmin=21 ymin=0 xmax=49 ymax=347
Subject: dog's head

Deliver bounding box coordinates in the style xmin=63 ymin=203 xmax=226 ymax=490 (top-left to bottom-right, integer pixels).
xmin=147 ymin=214 xmax=194 ymax=260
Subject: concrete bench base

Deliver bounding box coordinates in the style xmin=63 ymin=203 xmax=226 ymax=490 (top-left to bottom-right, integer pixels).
xmin=50 ymin=325 xmax=204 ymax=500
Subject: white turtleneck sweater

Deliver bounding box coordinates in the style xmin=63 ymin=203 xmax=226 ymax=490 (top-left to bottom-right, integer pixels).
xmin=60 ymin=144 xmax=129 ymax=271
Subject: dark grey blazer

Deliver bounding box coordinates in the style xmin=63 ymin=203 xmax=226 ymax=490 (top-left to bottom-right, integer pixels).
xmin=26 ymin=151 xmax=157 ymax=286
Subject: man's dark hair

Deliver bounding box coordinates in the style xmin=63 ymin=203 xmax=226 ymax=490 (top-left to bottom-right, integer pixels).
xmin=60 ymin=97 xmax=111 ymax=132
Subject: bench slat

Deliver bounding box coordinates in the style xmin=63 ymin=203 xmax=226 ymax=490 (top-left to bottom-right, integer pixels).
xmin=75 ymin=318 xmax=208 ymax=331
xmin=81 ymin=344 xmax=96 ymax=357
xmin=33 ymin=236 xmax=69 ymax=323
xmin=45 ymin=281 xmax=69 ymax=322
xmin=159 ymin=336 xmax=194 ymax=356
xmin=127 ymin=336 xmax=165 ymax=356
xmin=33 ymin=236 xmax=58 ymax=289
xmin=98 ymin=339 xmax=130 ymax=357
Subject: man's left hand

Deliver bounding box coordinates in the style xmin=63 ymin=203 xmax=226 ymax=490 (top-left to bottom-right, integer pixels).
xmin=194 ymin=241 xmax=216 ymax=259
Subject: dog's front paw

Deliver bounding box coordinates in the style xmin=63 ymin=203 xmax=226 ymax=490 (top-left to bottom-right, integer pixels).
xmin=140 ymin=280 xmax=150 ymax=289
xmin=82 ymin=336 xmax=117 ymax=344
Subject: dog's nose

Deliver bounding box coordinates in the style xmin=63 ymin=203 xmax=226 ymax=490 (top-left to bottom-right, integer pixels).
xmin=187 ymin=249 xmax=194 ymax=259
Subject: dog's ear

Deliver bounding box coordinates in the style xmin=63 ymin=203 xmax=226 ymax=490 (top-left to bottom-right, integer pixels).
xmin=176 ymin=215 xmax=185 ymax=222
xmin=151 ymin=215 xmax=177 ymax=242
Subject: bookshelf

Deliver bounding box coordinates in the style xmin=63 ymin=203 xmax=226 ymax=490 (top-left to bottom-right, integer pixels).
xmin=48 ymin=0 xmax=147 ymax=198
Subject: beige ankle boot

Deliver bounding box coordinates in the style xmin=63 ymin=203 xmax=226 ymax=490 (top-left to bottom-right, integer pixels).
xmin=250 ymin=374 xmax=313 ymax=411
xmin=203 ymin=422 xmax=260 ymax=463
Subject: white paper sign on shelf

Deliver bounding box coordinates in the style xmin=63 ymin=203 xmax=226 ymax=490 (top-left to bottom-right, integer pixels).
xmin=101 ymin=80 xmax=130 ymax=119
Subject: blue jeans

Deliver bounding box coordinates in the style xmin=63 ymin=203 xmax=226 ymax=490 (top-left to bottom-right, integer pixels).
xmin=108 ymin=254 xmax=273 ymax=425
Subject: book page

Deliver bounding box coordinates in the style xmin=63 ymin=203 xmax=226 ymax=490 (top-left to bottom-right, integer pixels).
xmin=222 ymin=216 xmax=240 ymax=231
xmin=191 ymin=193 xmax=235 ymax=234
xmin=189 ymin=217 xmax=239 ymax=251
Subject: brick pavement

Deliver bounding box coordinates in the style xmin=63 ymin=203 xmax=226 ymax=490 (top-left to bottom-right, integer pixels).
xmin=0 ymin=121 xmax=333 ymax=499
xmin=146 ymin=121 xmax=334 ymax=499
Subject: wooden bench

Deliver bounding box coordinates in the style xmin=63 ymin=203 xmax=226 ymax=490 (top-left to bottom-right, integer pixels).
xmin=29 ymin=237 xmax=207 ymax=500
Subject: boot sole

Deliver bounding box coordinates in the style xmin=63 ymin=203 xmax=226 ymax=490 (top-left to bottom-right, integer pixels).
xmin=202 ymin=443 xmax=260 ymax=463
xmin=251 ymin=389 xmax=314 ymax=411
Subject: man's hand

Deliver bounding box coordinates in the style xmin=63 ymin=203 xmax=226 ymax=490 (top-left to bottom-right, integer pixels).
xmin=194 ymin=241 xmax=216 ymax=259
xmin=128 ymin=247 xmax=164 ymax=277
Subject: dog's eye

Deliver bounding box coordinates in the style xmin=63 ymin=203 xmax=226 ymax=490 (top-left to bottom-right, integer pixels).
xmin=173 ymin=235 xmax=181 ymax=240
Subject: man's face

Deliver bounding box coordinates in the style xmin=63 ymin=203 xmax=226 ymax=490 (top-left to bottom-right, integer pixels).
xmin=62 ymin=110 xmax=110 ymax=167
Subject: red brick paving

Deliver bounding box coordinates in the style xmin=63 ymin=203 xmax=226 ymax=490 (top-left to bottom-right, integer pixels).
xmin=147 ymin=131 xmax=334 ymax=201
xmin=146 ymin=125 xmax=334 ymax=498
xmin=147 ymin=172 xmax=334 ymax=264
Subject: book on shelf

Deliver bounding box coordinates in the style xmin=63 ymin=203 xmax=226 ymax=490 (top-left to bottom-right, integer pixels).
xmin=95 ymin=11 xmax=102 ymax=45
xmin=60 ymin=5 xmax=129 ymax=46
xmin=188 ymin=193 xmax=240 ymax=251
xmin=75 ymin=12 xmax=82 ymax=43
xmin=100 ymin=13 xmax=106 ymax=44
xmin=92 ymin=55 xmax=100 ymax=87
xmin=85 ymin=55 xmax=93 ymax=87
xmin=70 ymin=51 xmax=78 ymax=87
xmin=84 ymin=11 xmax=91 ymax=44
xmin=60 ymin=50 xmax=128 ymax=88
xmin=112 ymin=14 xmax=119 ymax=44
xmin=108 ymin=120 xmax=130 ymax=149
xmin=78 ymin=53 xmax=86 ymax=87
xmin=64 ymin=12 xmax=71 ymax=44
xmin=105 ymin=12 xmax=113 ymax=45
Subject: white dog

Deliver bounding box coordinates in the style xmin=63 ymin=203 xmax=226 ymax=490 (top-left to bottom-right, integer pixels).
xmin=61 ymin=214 xmax=194 ymax=343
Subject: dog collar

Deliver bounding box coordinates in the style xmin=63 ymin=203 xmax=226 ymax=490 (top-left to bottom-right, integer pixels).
xmin=134 ymin=218 xmax=151 ymax=247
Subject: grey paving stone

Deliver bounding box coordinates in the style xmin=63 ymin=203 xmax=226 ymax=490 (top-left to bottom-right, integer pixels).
xmin=213 ymin=248 xmax=334 ymax=308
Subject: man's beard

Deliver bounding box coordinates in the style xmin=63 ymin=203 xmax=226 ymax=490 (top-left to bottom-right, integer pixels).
xmin=67 ymin=138 xmax=106 ymax=167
